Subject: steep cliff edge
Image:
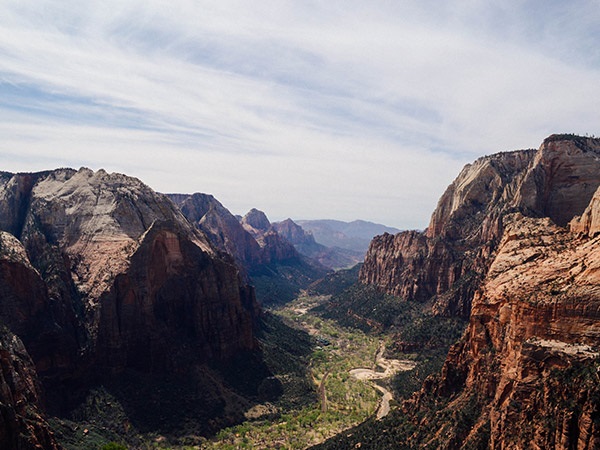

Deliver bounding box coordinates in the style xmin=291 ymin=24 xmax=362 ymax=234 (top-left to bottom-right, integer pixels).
xmin=0 ymin=233 xmax=62 ymax=449
xmin=0 ymin=168 xmax=265 ymax=442
xmin=171 ymin=194 xmax=329 ymax=304
xmin=399 ymin=213 xmax=600 ymax=449
xmin=168 ymin=193 xmax=263 ymax=270
xmin=315 ymin=135 xmax=600 ymax=450
xmin=0 ymin=328 xmax=62 ymax=450
xmin=360 ymin=135 xmax=600 ymax=317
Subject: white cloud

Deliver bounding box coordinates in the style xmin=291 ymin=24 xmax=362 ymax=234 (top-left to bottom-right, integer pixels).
xmin=0 ymin=0 xmax=598 ymax=228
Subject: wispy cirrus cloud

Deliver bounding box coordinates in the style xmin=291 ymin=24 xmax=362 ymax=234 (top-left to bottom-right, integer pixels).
xmin=0 ymin=0 xmax=599 ymax=228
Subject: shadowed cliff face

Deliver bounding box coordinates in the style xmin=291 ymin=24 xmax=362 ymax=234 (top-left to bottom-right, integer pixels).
xmin=360 ymin=135 xmax=600 ymax=317
xmin=0 ymin=328 xmax=62 ymax=450
xmin=171 ymin=195 xmax=329 ymax=304
xmin=403 ymin=213 xmax=600 ymax=449
xmin=97 ymin=221 xmax=257 ymax=373
xmin=0 ymin=168 xmax=264 ymax=440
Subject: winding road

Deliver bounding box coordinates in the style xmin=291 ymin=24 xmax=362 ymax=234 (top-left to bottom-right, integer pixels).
xmin=349 ymin=343 xmax=416 ymax=420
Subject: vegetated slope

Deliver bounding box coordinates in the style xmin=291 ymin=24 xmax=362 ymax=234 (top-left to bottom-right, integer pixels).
xmin=0 ymin=168 xmax=275 ymax=448
xmin=169 ymin=194 xmax=329 ymax=304
xmin=313 ymin=134 xmax=600 ymax=449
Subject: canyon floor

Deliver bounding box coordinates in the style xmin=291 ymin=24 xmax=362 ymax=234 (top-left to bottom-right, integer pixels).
xmin=201 ymin=292 xmax=403 ymax=449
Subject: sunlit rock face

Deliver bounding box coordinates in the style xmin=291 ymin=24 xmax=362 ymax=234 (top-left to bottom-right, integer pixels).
xmin=168 ymin=193 xmax=264 ymax=270
xmin=0 ymin=168 xmax=261 ymax=438
xmin=360 ymin=135 xmax=600 ymax=317
xmin=405 ymin=213 xmax=600 ymax=449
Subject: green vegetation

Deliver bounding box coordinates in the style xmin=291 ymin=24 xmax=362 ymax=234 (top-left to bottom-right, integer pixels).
xmin=306 ymin=264 xmax=361 ymax=296
xmin=100 ymin=443 xmax=128 ymax=450
xmin=50 ymin=282 xmax=465 ymax=450
xmin=201 ymin=293 xmax=381 ymax=449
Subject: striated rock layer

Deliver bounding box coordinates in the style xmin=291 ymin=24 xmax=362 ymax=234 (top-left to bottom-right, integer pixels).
xmin=402 ymin=212 xmax=600 ymax=449
xmin=0 ymin=168 xmax=262 ymax=440
xmin=360 ymin=135 xmax=600 ymax=317
xmin=315 ymin=135 xmax=600 ymax=450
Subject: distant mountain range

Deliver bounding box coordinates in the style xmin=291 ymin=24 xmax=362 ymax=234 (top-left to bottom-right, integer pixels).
xmin=296 ymin=219 xmax=400 ymax=253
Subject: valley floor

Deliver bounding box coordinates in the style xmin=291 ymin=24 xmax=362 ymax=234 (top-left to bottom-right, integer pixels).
xmin=200 ymin=293 xmax=412 ymax=450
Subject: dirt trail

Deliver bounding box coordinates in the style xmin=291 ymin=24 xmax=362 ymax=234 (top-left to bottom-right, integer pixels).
xmin=349 ymin=343 xmax=416 ymax=420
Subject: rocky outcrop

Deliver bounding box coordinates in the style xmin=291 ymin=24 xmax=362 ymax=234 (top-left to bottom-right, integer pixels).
xmin=169 ymin=198 xmax=329 ymax=304
xmin=570 ymin=186 xmax=600 ymax=237
xmin=241 ymin=208 xmax=271 ymax=237
xmin=360 ymin=135 xmax=600 ymax=317
xmin=97 ymin=220 xmax=257 ymax=372
xmin=315 ymin=135 xmax=600 ymax=450
xmin=168 ymin=193 xmax=263 ymax=270
xmin=0 ymin=328 xmax=62 ymax=450
xmin=401 ymin=213 xmax=600 ymax=449
xmin=273 ymin=219 xmax=363 ymax=269
xmin=272 ymin=219 xmax=319 ymax=250
xmin=0 ymin=168 xmax=264 ymax=439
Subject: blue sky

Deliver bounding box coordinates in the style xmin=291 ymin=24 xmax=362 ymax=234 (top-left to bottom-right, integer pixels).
xmin=1 ymin=1 xmax=599 ymax=228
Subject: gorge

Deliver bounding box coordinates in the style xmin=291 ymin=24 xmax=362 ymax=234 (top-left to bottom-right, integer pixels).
xmin=1 ymin=134 xmax=600 ymax=449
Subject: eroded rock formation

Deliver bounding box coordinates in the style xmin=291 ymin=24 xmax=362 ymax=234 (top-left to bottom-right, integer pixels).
xmin=315 ymin=134 xmax=600 ymax=450
xmin=0 ymin=168 xmax=262 ymax=441
xmin=360 ymin=135 xmax=600 ymax=317
xmin=170 ymin=196 xmax=329 ymax=304
xmin=403 ymin=212 xmax=600 ymax=449
xmin=0 ymin=328 xmax=61 ymax=450
xmin=273 ymin=219 xmax=363 ymax=269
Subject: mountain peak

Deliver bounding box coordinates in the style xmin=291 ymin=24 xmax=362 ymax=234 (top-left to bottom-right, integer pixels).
xmin=242 ymin=208 xmax=271 ymax=234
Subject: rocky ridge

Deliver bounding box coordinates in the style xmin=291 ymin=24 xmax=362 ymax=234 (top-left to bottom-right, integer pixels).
xmin=360 ymin=135 xmax=600 ymax=317
xmin=272 ymin=219 xmax=364 ymax=269
xmin=0 ymin=168 xmax=265 ymax=445
xmin=315 ymin=134 xmax=600 ymax=450
xmin=401 ymin=211 xmax=600 ymax=449
xmin=169 ymin=195 xmax=329 ymax=304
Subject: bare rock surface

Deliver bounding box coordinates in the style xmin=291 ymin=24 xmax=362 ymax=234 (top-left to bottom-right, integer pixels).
xmin=0 ymin=329 xmax=62 ymax=450
xmin=0 ymin=168 xmax=264 ymax=441
xmin=360 ymin=135 xmax=600 ymax=317
xmin=404 ymin=212 xmax=600 ymax=449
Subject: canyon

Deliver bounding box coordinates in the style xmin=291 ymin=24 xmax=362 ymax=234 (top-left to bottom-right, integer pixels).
xmin=316 ymin=134 xmax=600 ymax=449
xmin=1 ymin=133 xmax=600 ymax=449
xmin=0 ymin=168 xmax=263 ymax=448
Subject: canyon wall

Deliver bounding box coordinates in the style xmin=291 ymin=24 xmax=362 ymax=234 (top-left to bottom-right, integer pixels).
xmin=360 ymin=135 xmax=600 ymax=317
xmin=0 ymin=168 xmax=263 ymax=442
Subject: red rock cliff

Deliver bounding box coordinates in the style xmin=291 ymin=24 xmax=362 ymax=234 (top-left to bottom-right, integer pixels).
xmin=360 ymin=135 xmax=600 ymax=317
xmin=403 ymin=212 xmax=600 ymax=449
xmin=0 ymin=168 xmax=261 ymax=420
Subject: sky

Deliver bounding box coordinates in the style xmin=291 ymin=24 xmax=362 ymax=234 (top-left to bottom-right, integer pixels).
xmin=1 ymin=1 xmax=599 ymax=229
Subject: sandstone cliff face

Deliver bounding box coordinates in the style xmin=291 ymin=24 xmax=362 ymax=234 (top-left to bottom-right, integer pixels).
xmin=0 ymin=329 xmax=61 ymax=450
xmin=360 ymin=135 xmax=600 ymax=317
xmin=97 ymin=220 xmax=257 ymax=372
xmin=170 ymin=198 xmax=329 ymax=304
xmin=169 ymin=193 xmax=263 ymax=269
xmin=403 ymin=213 xmax=600 ymax=449
xmin=570 ymin=185 xmax=600 ymax=237
xmin=0 ymin=168 xmax=262 ymax=439
xmin=241 ymin=208 xmax=272 ymax=237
